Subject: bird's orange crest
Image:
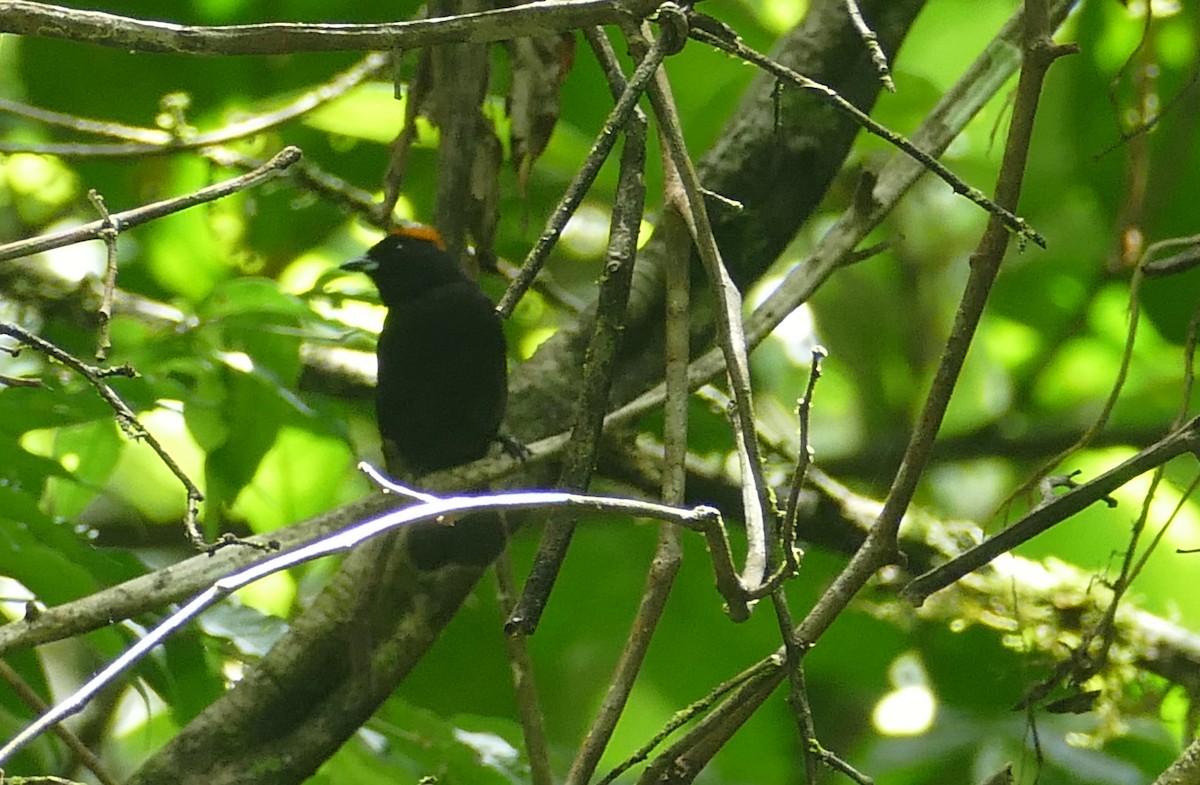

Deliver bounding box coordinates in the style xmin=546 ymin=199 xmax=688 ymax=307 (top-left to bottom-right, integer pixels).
xmin=391 ymin=225 xmax=447 ymax=251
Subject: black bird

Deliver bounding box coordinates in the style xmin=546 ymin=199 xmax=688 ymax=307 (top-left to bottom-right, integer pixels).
xmin=342 ymin=226 xmax=508 ymax=478
xmin=342 ymin=226 xmax=509 ymax=568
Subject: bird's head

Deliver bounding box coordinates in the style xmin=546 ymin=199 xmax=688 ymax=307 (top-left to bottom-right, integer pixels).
xmin=341 ymin=225 xmax=467 ymax=305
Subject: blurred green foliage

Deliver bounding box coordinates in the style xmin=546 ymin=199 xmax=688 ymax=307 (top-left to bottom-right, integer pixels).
xmin=2 ymin=0 xmax=1199 ymax=782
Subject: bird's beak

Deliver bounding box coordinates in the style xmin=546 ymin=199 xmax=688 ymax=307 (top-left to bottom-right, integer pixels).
xmin=340 ymin=256 xmax=377 ymax=273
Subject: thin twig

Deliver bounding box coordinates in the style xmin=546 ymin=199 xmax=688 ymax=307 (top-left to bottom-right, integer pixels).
xmin=565 ymin=31 xmax=686 ymax=783
xmin=1098 ymin=0 xmax=1154 ymax=162
xmin=758 ymin=351 xmax=833 ymax=781
xmin=596 ymin=657 xmax=783 ymax=785
xmin=506 ymin=55 xmax=649 ymax=634
xmin=87 ymin=190 xmax=119 ymax=361
xmin=0 ymin=373 xmax=44 ymax=387
xmin=639 ymin=659 xmax=779 ymax=782
xmin=784 ymin=348 xmax=825 ymax=570
xmin=816 ymin=747 xmax=874 ymax=784
xmin=203 ymin=147 xmax=383 ymax=228
xmin=493 ymin=541 xmax=554 ymax=785
xmin=748 ymin=346 xmax=828 ymax=601
xmin=1133 ymin=473 xmax=1200 ymax=585
xmin=843 ymin=0 xmax=894 ymax=92
xmin=0 ymin=660 xmax=120 ymax=785
xmin=0 ymin=54 xmax=389 ymax=157
xmin=689 ymin=25 xmax=1047 ymax=249
xmin=765 ymin=560 xmax=815 ymax=781
xmin=0 ymin=323 xmax=212 ymax=545
xmin=903 ymin=414 xmax=1200 ymax=605
xmin=791 ymin=661 xmax=821 ymax=783
xmin=1140 ymin=232 xmax=1200 ymax=277
xmin=496 ymin=10 xmax=671 ymax=319
xmin=0 ymin=146 xmax=301 ymax=263
xmin=782 ymin=657 xmax=871 ymax=784
xmin=1095 ymin=65 xmax=1200 ymax=161
xmin=0 ymin=96 xmax=169 ymax=145
xmin=358 ymin=461 xmax=439 ymax=502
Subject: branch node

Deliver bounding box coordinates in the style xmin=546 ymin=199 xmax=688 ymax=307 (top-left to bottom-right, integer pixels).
xmin=652 ymin=1 xmax=688 ymax=55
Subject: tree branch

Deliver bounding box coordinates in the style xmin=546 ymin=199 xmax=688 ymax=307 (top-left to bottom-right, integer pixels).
xmin=0 ymin=54 xmax=388 ymax=157
xmin=0 ymin=146 xmax=301 ymax=263
xmin=0 ymin=0 xmax=661 ymax=55
xmin=903 ymin=414 xmax=1200 ymax=605
xmin=0 ymin=488 xmax=721 ymax=766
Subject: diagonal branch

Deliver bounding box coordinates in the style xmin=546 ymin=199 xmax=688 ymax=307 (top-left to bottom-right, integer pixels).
xmin=0 ymin=488 xmax=721 ymax=767
xmin=903 ymin=414 xmax=1200 ymax=605
xmin=796 ymin=0 xmax=1076 ymax=655
xmin=604 ymin=0 xmax=1074 ymax=440
xmin=690 ymin=24 xmax=1046 ymax=248
xmin=496 ymin=10 xmax=670 ymax=318
xmin=0 ymin=146 xmax=301 ymax=263
xmin=505 ymin=58 xmax=649 ymax=634
xmin=0 ymin=323 xmax=209 ymax=546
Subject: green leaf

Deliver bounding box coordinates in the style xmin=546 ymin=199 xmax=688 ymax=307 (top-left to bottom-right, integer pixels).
xmin=42 ymin=419 xmax=123 ymax=520
xmin=323 ymin=697 xmax=529 ymax=785
xmin=229 ymin=425 xmax=355 ymax=533
xmin=0 ymin=486 xmax=102 ymax=606
xmin=197 ymin=278 xmax=319 ymax=323
xmin=196 ymin=600 xmax=289 ymax=659
xmin=0 ymin=384 xmax=112 ymax=434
